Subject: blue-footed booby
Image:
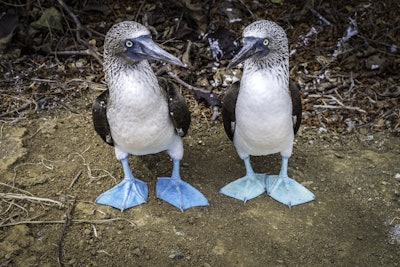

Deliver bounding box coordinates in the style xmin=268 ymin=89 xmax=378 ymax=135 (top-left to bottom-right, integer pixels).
xmin=92 ymin=21 xmax=209 ymax=211
xmin=220 ymin=20 xmax=315 ymax=206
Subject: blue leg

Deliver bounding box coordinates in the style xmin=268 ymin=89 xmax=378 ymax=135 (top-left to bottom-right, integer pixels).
xmin=265 ymin=156 xmax=315 ymax=207
xmin=220 ymin=156 xmax=267 ymax=202
xmin=96 ymin=157 xmax=148 ymax=211
xmin=156 ymin=159 xmax=209 ymax=211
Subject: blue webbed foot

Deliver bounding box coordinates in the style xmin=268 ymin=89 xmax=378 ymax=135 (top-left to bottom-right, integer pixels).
xmin=156 ymin=177 xmax=209 ymax=211
xmin=265 ymin=175 xmax=315 ymax=207
xmin=220 ymin=156 xmax=266 ymax=202
xmin=220 ymin=173 xmax=266 ymax=202
xmin=156 ymin=160 xmax=209 ymax=211
xmin=265 ymin=156 xmax=315 ymax=207
xmin=95 ymin=157 xmax=148 ymax=211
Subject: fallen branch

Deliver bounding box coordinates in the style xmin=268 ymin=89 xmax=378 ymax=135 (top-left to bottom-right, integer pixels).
xmin=61 ymin=102 xmax=79 ymax=114
xmin=51 ymin=49 xmax=96 ymax=57
xmin=166 ymin=71 xmax=221 ymax=108
xmin=314 ymin=104 xmax=366 ymax=113
xmin=69 ymin=170 xmax=82 ymax=188
xmin=0 ymin=218 xmax=135 ymax=228
xmin=0 ymin=193 xmax=64 ymax=207
xmin=68 ymin=152 xmax=117 ymax=183
xmin=57 ymin=198 xmax=76 ymax=267
xmin=167 ymin=71 xmax=211 ymax=94
xmin=0 ymin=98 xmax=37 ymax=117
xmin=56 ymin=0 xmax=103 ymax=64
xmin=155 ymin=65 xmax=216 ymax=95
xmin=0 ymin=182 xmax=34 ymax=196
xmin=309 ymin=7 xmax=333 ymax=26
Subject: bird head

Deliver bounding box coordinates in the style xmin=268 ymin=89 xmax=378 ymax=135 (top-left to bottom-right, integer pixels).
xmin=227 ymin=20 xmax=288 ymax=69
xmin=104 ymin=21 xmax=183 ymax=67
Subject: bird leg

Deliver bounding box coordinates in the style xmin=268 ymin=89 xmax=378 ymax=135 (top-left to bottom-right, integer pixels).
xmin=156 ymin=159 xmax=209 ymax=211
xmin=95 ymin=157 xmax=148 ymax=211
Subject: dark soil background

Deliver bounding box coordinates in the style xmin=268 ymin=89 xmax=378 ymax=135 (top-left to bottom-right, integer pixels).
xmin=1 ymin=1 xmax=399 ymax=266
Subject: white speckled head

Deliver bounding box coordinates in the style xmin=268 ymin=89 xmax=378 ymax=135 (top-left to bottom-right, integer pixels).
xmin=104 ymin=21 xmax=150 ymax=58
xmin=243 ymin=20 xmax=288 ymax=54
xmin=228 ymin=20 xmax=289 ymax=71
xmin=243 ymin=20 xmax=286 ymax=39
xmin=103 ymin=21 xmax=182 ymax=81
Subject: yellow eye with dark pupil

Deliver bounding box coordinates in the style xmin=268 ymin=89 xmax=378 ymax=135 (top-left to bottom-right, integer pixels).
xmin=242 ymin=37 xmax=245 ymax=45
xmin=263 ymin=39 xmax=269 ymax=46
xmin=125 ymin=40 xmax=133 ymax=47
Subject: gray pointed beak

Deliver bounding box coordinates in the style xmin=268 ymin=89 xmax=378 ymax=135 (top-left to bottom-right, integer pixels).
xmin=125 ymin=35 xmax=184 ymax=67
xmin=227 ymin=38 xmax=268 ymax=69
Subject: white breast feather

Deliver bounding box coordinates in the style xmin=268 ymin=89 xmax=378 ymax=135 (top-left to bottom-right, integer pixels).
xmin=107 ymin=69 xmax=178 ymax=156
xmin=234 ymin=70 xmax=294 ymax=158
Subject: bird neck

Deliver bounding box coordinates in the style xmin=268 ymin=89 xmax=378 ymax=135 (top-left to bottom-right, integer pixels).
xmin=243 ymin=55 xmax=289 ymax=90
xmin=245 ymin=50 xmax=288 ymax=74
xmin=104 ymin=60 xmax=158 ymax=94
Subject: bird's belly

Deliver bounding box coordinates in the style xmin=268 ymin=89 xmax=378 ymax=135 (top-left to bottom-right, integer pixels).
xmin=234 ymin=113 xmax=293 ymax=156
xmin=234 ymin=88 xmax=294 ymax=157
xmin=108 ymin=101 xmax=175 ymax=155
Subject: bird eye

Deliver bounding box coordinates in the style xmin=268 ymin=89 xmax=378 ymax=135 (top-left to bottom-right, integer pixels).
xmin=263 ymin=39 xmax=269 ymax=46
xmin=241 ymin=37 xmax=246 ymax=45
xmin=125 ymin=40 xmax=133 ymax=47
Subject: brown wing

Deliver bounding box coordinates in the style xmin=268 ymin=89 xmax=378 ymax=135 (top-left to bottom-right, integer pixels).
xmin=92 ymin=89 xmax=114 ymax=146
xmin=159 ymin=78 xmax=190 ymax=137
xmin=222 ymin=82 xmax=240 ymax=141
xmin=289 ymin=79 xmax=302 ymax=135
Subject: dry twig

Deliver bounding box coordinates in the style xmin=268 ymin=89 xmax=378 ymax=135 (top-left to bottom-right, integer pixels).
xmin=57 ymin=198 xmax=76 ymax=267
xmin=309 ymin=7 xmax=333 ymax=26
xmin=0 ymin=193 xmax=64 ymax=207
xmin=314 ymin=94 xmax=366 ymax=113
xmin=56 ymin=0 xmax=103 ymax=64
xmin=69 ymin=170 xmax=82 ymax=188
xmin=0 ymin=218 xmax=135 ymax=228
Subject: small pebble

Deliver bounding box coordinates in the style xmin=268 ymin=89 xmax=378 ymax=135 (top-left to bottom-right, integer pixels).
xmin=187 ymin=216 xmax=195 ymax=224
xmin=394 ymin=173 xmax=400 ymax=181
xmin=133 ymin=247 xmax=142 ymax=256
xmin=169 ymin=250 xmax=183 ymax=259
xmin=334 ymin=153 xmax=344 ymax=158
xmin=182 ymin=162 xmax=189 ymax=167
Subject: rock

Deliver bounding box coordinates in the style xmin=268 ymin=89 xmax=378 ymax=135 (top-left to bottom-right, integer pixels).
xmin=168 ymin=249 xmax=183 ymax=259
xmin=0 ymin=126 xmax=27 ymax=171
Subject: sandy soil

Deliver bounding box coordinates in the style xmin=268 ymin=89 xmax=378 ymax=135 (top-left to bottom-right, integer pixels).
xmin=1 ymin=91 xmax=399 ymax=266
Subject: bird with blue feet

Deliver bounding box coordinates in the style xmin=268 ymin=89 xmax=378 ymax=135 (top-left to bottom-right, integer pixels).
xmin=220 ymin=20 xmax=315 ymax=207
xmin=92 ymin=21 xmax=209 ymax=211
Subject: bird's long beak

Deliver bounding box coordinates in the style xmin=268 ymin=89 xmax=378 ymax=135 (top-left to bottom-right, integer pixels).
xmin=125 ymin=35 xmax=184 ymax=67
xmin=227 ymin=37 xmax=268 ymax=69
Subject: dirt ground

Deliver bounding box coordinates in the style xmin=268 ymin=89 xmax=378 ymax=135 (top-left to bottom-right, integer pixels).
xmin=0 ymin=96 xmax=399 ymax=266
xmin=1 ymin=0 xmax=400 ymax=266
